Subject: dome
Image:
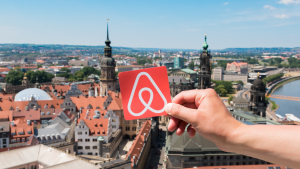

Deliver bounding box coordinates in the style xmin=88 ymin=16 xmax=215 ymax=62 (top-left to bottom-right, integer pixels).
xmin=253 ymin=78 xmax=264 ymax=86
xmin=15 ymin=88 xmax=53 ymax=101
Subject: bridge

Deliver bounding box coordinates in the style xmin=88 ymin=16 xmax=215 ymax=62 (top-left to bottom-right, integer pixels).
xmin=266 ymin=94 xmax=300 ymax=101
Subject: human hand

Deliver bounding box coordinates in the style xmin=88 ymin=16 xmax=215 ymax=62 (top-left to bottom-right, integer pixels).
xmin=165 ymin=89 xmax=243 ymax=151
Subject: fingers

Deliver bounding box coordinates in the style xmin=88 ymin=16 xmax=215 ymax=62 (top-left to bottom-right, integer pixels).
xmin=168 ymin=117 xmax=180 ymax=132
xmin=172 ymin=90 xmax=199 ymax=105
xmin=165 ymin=103 xmax=198 ymax=126
xmin=176 ymin=120 xmax=188 ymax=136
xmin=187 ymin=125 xmax=196 ymax=138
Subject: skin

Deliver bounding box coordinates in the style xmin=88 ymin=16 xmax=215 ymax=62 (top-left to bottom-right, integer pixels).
xmin=165 ymin=89 xmax=300 ymax=168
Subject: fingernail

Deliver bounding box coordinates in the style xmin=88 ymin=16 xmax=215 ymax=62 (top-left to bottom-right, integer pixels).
xmin=165 ymin=103 xmax=174 ymax=115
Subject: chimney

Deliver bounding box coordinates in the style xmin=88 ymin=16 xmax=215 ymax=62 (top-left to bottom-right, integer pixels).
xmin=11 ymin=121 xmax=14 ymax=126
xmin=144 ymin=133 xmax=146 ymax=143
xmin=25 ymin=106 xmax=29 ymax=111
xmin=16 ymin=107 xmax=19 ymax=111
xmin=34 ymin=106 xmax=37 ymax=110
xmin=27 ymin=120 xmax=31 ymax=125
xmin=0 ymin=97 xmax=2 ymax=102
xmin=8 ymin=97 xmax=11 ymax=101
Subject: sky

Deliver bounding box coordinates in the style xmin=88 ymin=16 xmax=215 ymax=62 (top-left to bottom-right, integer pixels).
xmin=0 ymin=0 xmax=299 ymax=49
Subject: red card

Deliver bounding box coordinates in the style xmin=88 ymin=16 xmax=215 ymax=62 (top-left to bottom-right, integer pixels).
xmin=119 ymin=66 xmax=171 ymax=120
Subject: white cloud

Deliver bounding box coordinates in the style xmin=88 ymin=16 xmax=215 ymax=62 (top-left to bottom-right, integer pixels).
xmin=263 ymin=5 xmax=276 ymax=9
xmin=274 ymin=14 xmax=290 ymax=18
xmin=224 ymin=2 xmax=229 ymax=5
xmin=278 ymin=0 xmax=300 ymax=5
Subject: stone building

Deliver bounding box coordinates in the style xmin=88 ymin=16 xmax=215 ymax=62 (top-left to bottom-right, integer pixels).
xmin=248 ymin=75 xmax=267 ymax=117
xmin=52 ymin=77 xmax=68 ymax=85
xmin=126 ymin=120 xmax=152 ymax=169
xmin=198 ymin=35 xmax=211 ymax=89
xmin=100 ymin=20 xmax=117 ymax=96
xmin=212 ymin=67 xmax=248 ymax=85
xmin=169 ymin=69 xmax=197 ymax=82
xmin=168 ymin=76 xmax=195 ymax=98
xmin=0 ymin=122 xmax=10 ymax=148
xmin=226 ymin=61 xmax=248 ymax=74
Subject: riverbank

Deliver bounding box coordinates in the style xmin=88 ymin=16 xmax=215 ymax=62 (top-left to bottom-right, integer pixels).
xmin=268 ymin=76 xmax=300 ymax=95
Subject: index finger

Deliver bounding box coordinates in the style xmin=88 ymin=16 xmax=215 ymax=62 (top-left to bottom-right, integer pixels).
xmin=172 ymin=89 xmax=199 ymax=105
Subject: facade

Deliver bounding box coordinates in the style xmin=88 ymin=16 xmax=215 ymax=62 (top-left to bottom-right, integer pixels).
xmin=174 ymin=57 xmax=184 ymax=69
xmin=230 ymin=97 xmax=249 ymax=110
xmin=68 ymin=60 xmax=89 ymax=66
xmin=248 ymin=76 xmax=267 ymax=117
xmin=169 ymin=69 xmax=197 ymax=82
xmin=226 ymin=61 xmax=248 ymax=74
xmin=75 ymin=108 xmax=119 ymax=156
xmin=0 ymin=122 xmax=10 ymax=148
xmin=212 ymin=67 xmax=248 ymax=85
xmin=198 ymin=35 xmax=211 ymax=89
xmin=168 ymin=76 xmax=195 ymax=98
xmin=126 ymin=120 xmax=152 ymax=169
xmin=100 ymin=21 xmax=117 ymax=96
xmin=52 ymin=77 xmax=68 ymax=85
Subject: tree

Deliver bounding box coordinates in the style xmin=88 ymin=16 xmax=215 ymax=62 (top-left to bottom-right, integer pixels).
xmin=228 ymin=95 xmax=234 ymax=103
xmin=188 ymin=61 xmax=195 ymax=70
xmin=234 ymin=80 xmax=244 ymax=85
xmin=37 ymin=64 xmax=43 ymax=68
xmin=26 ymin=70 xmax=54 ymax=83
xmin=60 ymin=67 xmax=71 ymax=73
xmin=5 ymin=70 xmax=24 ymax=85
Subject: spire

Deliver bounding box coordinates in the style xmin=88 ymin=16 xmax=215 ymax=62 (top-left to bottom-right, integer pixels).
xmin=105 ymin=19 xmax=111 ymax=47
xmin=202 ymin=34 xmax=209 ymax=51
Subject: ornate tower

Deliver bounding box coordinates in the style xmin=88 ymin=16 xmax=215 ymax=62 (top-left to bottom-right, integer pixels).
xmin=22 ymin=73 xmax=30 ymax=87
xmin=197 ymin=34 xmax=211 ymax=89
xmin=248 ymin=73 xmax=267 ymax=117
xmin=100 ymin=19 xmax=117 ymax=96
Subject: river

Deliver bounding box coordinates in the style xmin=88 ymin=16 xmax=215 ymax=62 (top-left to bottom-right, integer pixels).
xmin=270 ymin=79 xmax=300 ymax=118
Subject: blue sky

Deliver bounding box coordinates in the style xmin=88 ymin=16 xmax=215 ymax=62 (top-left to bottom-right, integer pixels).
xmin=0 ymin=0 xmax=299 ymax=49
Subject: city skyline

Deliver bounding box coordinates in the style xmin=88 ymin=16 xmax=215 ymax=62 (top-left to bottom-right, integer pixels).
xmin=0 ymin=0 xmax=299 ymax=49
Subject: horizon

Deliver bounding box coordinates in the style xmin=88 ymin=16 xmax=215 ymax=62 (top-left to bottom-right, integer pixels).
xmin=0 ymin=0 xmax=299 ymax=49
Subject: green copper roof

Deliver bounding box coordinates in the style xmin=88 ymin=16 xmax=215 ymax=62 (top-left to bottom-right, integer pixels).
xmin=181 ymin=68 xmax=197 ymax=74
xmin=97 ymin=136 xmax=105 ymax=141
xmin=202 ymin=34 xmax=209 ymax=50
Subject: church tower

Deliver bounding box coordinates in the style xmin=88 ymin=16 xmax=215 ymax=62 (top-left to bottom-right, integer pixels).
xmin=22 ymin=73 xmax=30 ymax=87
xmin=100 ymin=19 xmax=117 ymax=96
xmin=197 ymin=34 xmax=211 ymax=89
xmin=248 ymin=73 xmax=267 ymax=117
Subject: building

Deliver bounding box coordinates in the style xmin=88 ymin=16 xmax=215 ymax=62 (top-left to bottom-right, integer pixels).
xmin=212 ymin=67 xmax=248 ymax=85
xmin=174 ymin=57 xmax=184 ymax=69
xmin=126 ymin=120 xmax=152 ymax=169
xmin=169 ymin=69 xmax=197 ymax=82
xmin=0 ymin=122 xmax=10 ymax=148
xmin=168 ymin=76 xmax=195 ymax=98
xmin=75 ymin=108 xmax=121 ymax=157
xmin=230 ymin=97 xmax=249 ymax=110
xmin=99 ymin=21 xmax=117 ymax=96
xmin=226 ymin=61 xmax=248 ymax=74
xmin=248 ymin=75 xmax=267 ymax=117
xmin=0 ymin=144 xmax=102 ymax=169
xmin=185 ymin=165 xmax=286 ymax=169
xmin=52 ymin=77 xmax=68 ymax=85
xmin=198 ymin=34 xmax=211 ymax=89
xmin=69 ymin=60 xmax=89 ymax=66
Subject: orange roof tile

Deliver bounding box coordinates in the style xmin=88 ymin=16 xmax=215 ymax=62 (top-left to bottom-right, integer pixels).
xmin=10 ymin=119 xmax=34 ymax=142
xmin=77 ymin=109 xmax=109 ymax=136
xmin=185 ymin=165 xmax=285 ymax=169
xmin=0 ymin=111 xmax=13 ymax=121
xmin=126 ymin=120 xmax=151 ymax=167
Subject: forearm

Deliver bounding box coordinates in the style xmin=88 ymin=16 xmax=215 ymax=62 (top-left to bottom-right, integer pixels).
xmin=229 ymin=124 xmax=300 ymax=168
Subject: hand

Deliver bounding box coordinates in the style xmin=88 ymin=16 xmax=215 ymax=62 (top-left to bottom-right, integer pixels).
xmin=164 ymin=89 xmax=243 ymax=152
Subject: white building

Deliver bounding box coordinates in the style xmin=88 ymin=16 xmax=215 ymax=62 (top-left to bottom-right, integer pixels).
xmin=75 ymin=108 xmax=119 ymax=155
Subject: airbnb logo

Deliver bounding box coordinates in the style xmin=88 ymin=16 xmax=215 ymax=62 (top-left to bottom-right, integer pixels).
xmin=119 ymin=67 xmax=171 ymax=120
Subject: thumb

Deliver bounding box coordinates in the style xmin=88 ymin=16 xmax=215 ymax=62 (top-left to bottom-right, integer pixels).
xmin=165 ymin=103 xmax=198 ymax=125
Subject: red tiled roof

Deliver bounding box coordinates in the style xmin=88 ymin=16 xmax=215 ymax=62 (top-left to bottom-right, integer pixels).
xmin=0 ymin=100 xmax=29 ymax=111
xmin=77 ymin=109 xmax=109 ymax=136
xmin=70 ymin=91 xmax=122 ymax=111
xmin=126 ymin=120 xmax=151 ymax=168
xmin=13 ymin=109 xmax=40 ymax=121
xmin=0 ymin=68 xmax=10 ymax=72
xmin=10 ymin=119 xmax=34 ymax=143
xmin=38 ymin=100 xmax=64 ymax=109
xmin=0 ymin=111 xmax=13 ymax=121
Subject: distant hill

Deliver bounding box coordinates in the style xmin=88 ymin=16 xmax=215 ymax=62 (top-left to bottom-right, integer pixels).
xmin=219 ymin=47 xmax=300 ymax=53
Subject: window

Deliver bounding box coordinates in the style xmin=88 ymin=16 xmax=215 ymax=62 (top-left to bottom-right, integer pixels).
xmin=125 ymin=120 xmax=130 ymax=124
xmin=132 ymin=127 xmax=136 ymax=131
xmin=78 ymin=132 xmax=82 ymax=135
xmin=133 ymin=120 xmax=137 ymax=124
xmin=85 ymin=132 xmax=88 ymax=135
xmin=85 ymin=139 xmax=90 ymax=142
xmin=93 ymin=146 xmax=97 ymax=149
xmin=78 ymin=139 xmax=82 ymax=142
xmin=93 ymin=139 xmax=97 ymax=142
xmin=189 ymin=157 xmax=195 ymax=161
xmin=88 ymin=152 xmax=93 ymax=155
xmin=112 ymin=125 xmax=116 ymax=128
xmin=3 ymin=139 xmax=6 ymax=144
xmin=126 ymin=127 xmax=130 ymax=131
xmin=85 ymin=146 xmax=90 ymax=150
xmin=78 ymin=146 xmax=83 ymax=150
xmin=112 ymin=119 xmax=116 ymax=122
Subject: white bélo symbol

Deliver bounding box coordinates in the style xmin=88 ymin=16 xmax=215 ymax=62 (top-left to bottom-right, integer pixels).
xmin=128 ymin=72 xmax=167 ymax=116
